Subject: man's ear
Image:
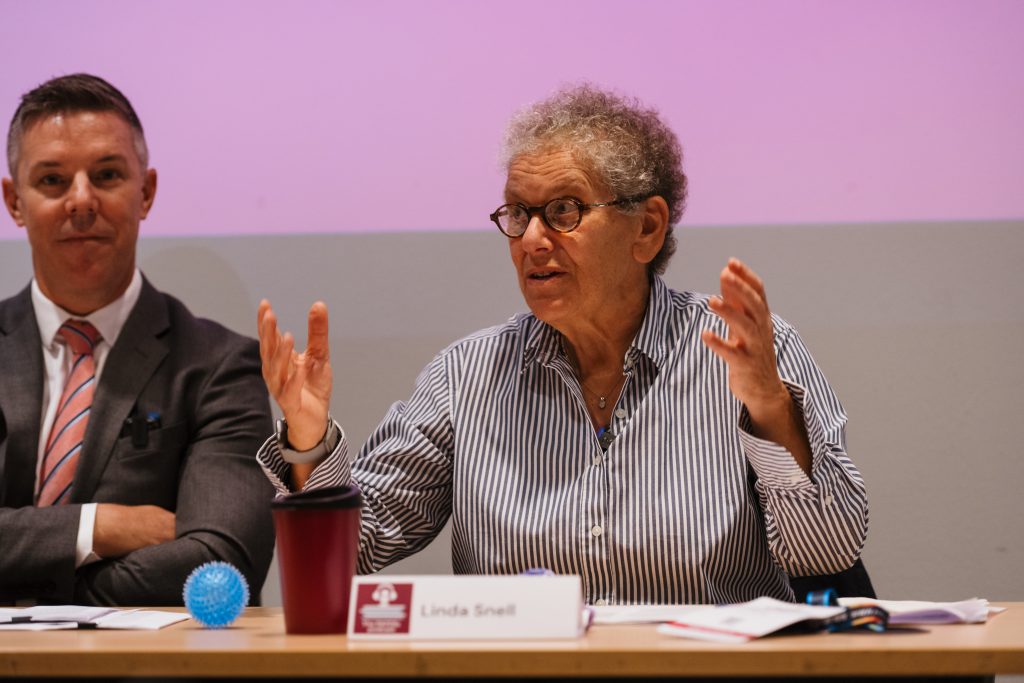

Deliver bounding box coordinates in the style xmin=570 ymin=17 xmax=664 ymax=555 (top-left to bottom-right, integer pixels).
xmin=633 ymin=195 xmax=669 ymax=265
xmin=2 ymin=177 xmax=26 ymax=227
xmin=140 ymin=168 xmax=157 ymax=219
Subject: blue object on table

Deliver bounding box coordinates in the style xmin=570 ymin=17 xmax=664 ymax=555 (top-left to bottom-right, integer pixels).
xmin=521 ymin=567 xmax=555 ymax=576
xmin=806 ymin=587 xmax=838 ymax=607
xmin=806 ymin=587 xmax=888 ymax=633
xmin=183 ymin=561 xmax=249 ymax=628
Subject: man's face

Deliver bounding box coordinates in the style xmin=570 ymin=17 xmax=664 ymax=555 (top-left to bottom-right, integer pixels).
xmin=2 ymin=110 xmax=156 ymax=315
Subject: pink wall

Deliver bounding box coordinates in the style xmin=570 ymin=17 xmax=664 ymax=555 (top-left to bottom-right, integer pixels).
xmin=2 ymin=0 xmax=1021 ymax=238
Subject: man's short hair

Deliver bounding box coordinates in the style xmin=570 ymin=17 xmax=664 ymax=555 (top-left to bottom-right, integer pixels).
xmin=502 ymin=84 xmax=687 ymax=276
xmin=6 ymin=73 xmax=149 ymax=178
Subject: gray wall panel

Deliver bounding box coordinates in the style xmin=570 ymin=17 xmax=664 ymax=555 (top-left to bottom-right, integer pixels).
xmin=2 ymin=221 xmax=1020 ymax=605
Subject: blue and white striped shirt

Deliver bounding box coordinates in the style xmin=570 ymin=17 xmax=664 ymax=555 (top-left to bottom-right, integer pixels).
xmin=259 ymin=276 xmax=868 ymax=605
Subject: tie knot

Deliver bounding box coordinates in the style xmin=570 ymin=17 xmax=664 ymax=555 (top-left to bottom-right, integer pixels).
xmin=58 ymin=320 xmax=101 ymax=355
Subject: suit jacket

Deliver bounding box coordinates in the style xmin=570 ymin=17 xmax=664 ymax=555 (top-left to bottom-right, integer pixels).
xmin=0 ymin=277 xmax=275 ymax=605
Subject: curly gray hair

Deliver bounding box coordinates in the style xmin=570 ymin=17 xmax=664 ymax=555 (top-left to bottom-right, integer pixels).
xmin=501 ymin=84 xmax=687 ymax=275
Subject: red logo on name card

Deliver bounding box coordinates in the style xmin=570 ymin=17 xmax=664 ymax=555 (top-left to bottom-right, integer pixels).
xmin=352 ymin=582 xmax=413 ymax=635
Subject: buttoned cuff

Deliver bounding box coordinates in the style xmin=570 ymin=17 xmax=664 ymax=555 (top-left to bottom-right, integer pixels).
xmin=738 ymin=380 xmax=819 ymax=490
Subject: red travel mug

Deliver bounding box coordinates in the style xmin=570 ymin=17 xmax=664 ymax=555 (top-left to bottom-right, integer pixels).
xmin=272 ymin=486 xmax=362 ymax=634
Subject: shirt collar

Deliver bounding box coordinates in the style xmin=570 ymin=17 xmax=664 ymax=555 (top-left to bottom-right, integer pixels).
xmin=522 ymin=315 xmax=562 ymax=369
xmin=32 ymin=269 xmax=143 ymax=350
xmin=630 ymin=275 xmax=675 ymax=368
xmin=521 ymin=275 xmax=677 ymax=371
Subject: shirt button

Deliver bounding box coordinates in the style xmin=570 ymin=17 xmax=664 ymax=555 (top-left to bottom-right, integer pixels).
xmin=824 ymin=494 xmax=834 ymax=506
xmin=593 ymin=455 xmax=603 ymax=466
xmin=614 ymin=408 xmax=626 ymax=419
xmin=594 ymin=598 xmax=607 ymax=606
xmin=591 ymin=525 xmax=603 ymax=537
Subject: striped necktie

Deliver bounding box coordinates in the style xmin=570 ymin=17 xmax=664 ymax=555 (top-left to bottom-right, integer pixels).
xmin=37 ymin=320 xmax=102 ymax=506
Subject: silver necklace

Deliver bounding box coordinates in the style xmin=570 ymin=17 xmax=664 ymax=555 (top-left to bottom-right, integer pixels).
xmin=563 ymin=342 xmax=624 ymax=410
xmin=580 ymin=374 xmax=624 ymax=409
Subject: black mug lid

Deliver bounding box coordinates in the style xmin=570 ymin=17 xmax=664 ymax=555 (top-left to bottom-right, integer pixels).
xmin=271 ymin=485 xmax=362 ymax=510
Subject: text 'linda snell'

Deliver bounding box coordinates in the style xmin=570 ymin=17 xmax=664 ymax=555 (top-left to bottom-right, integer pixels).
xmin=419 ymin=602 xmax=517 ymax=619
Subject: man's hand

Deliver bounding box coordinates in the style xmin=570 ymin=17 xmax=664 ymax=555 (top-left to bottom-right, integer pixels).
xmin=257 ymin=300 xmax=333 ymax=451
xmin=93 ymin=504 xmax=175 ymax=558
xmin=701 ymin=258 xmax=812 ymax=473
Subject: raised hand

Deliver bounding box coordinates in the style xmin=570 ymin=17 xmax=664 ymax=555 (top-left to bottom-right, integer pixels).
xmin=701 ymin=258 xmax=811 ymax=472
xmin=701 ymin=259 xmax=788 ymax=410
xmin=257 ymin=300 xmax=332 ymax=451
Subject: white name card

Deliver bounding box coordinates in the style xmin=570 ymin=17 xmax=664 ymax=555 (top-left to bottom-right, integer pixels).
xmin=346 ymin=574 xmax=584 ymax=640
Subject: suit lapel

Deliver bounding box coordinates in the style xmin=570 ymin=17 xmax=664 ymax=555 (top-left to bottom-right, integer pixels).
xmin=73 ymin=279 xmax=170 ymax=503
xmin=0 ymin=288 xmax=45 ymax=507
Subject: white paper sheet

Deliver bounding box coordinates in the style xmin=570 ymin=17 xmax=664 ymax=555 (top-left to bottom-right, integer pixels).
xmin=657 ymin=597 xmax=845 ymax=643
xmin=0 ymin=621 xmax=80 ymax=631
xmin=0 ymin=605 xmax=115 ymax=623
xmin=0 ymin=605 xmax=189 ymax=630
xmin=590 ymin=604 xmax=715 ymax=624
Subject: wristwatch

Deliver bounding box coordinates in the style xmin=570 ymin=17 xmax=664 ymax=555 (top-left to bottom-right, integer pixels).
xmin=275 ymin=415 xmax=340 ymax=464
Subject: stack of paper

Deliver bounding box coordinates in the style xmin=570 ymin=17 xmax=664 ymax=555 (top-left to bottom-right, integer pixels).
xmin=837 ymin=597 xmax=997 ymax=624
xmin=656 ymin=597 xmax=845 ymax=644
xmin=0 ymin=605 xmax=189 ymax=631
xmin=648 ymin=596 xmax=1004 ymax=643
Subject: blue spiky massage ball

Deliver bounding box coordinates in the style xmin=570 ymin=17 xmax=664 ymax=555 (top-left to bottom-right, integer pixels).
xmin=183 ymin=561 xmax=249 ymax=628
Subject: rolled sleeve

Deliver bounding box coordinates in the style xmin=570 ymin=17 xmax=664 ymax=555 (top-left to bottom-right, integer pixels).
xmin=739 ymin=327 xmax=869 ymax=577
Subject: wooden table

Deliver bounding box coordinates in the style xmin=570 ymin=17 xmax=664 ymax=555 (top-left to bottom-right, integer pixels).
xmin=2 ymin=605 xmax=1022 ymax=679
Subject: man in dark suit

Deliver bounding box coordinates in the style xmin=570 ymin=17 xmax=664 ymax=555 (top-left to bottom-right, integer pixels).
xmin=0 ymin=74 xmax=275 ymax=605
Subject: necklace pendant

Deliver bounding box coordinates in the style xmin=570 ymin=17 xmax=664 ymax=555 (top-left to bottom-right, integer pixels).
xmin=598 ymin=397 xmax=606 ymax=409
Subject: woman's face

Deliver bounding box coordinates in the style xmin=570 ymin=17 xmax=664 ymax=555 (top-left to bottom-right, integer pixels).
xmin=504 ymin=148 xmax=650 ymax=335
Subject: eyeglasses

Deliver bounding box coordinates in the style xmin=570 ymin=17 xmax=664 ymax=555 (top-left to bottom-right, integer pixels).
xmin=489 ymin=195 xmax=650 ymax=237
